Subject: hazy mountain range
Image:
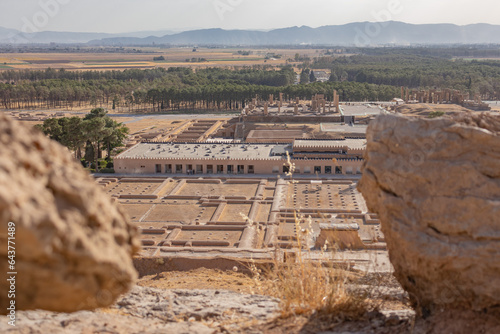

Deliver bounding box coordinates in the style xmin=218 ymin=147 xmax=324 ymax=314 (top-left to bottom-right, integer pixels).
xmin=0 ymin=27 xmax=177 ymax=44
xmin=2 ymin=22 xmax=500 ymax=46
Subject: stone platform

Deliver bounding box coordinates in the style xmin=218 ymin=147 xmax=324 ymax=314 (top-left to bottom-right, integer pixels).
xmin=96 ymin=176 xmax=389 ymax=274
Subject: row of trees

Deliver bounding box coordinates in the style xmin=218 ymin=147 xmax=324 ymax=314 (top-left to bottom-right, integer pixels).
xmin=0 ymin=67 xmax=399 ymax=111
xmin=0 ymin=66 xmax=296 ymax=86
xmin=308 ymin=54 xmax=500 ymax=99
xmin=35 ymin=108 xmax=128 ymax=171
xmin=353 ymin=46 xmax=500 ymax=59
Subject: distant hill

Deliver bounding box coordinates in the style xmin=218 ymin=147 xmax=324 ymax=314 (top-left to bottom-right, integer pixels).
xmin=89 ymin=22 xmax=500 ymax=46
xmin=0 ymin=28 xmax=176 ymax=44
xmin=3 ymin=22 xmax=500 ymax=45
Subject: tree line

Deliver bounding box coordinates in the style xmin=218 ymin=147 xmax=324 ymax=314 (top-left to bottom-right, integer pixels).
xmin=307 ymin=53 xmax=500 ymax=99
xmin=353 ymin=46 xmax=500 ymax=59
xmin=0 ymin=66 xmax=399 ymax=112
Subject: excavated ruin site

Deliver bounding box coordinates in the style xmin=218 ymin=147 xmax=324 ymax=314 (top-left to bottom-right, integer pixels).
xmin=96 ymin=176 xmax=389 ymax=273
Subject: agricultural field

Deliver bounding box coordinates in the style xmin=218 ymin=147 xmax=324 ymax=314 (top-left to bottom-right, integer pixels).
xmin=0 ymin=47 xmax=333 ymax=71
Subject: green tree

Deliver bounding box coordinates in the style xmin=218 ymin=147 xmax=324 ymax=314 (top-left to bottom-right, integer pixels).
xmin=300 ymin=69 xmax=310 ymax=84
xmin=84 ymin=107 xmax=108 ymax=120
xmin=309 ymin=71 xmax=316 ymax=83
xmin=38 ymin=117 xmax=63 ymax=141
xmin=59 ymin=117 xmax=86 ymax=160
xmin=82 ymin=117 xmax=110 ymax=172
xmin=102 ymin=118 xmax=129 ymax=159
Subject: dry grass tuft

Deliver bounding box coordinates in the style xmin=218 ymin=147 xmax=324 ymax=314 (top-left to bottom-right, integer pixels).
xmin=249 ymin=213 xmax=369 ymax=322
xmin=267 ymin=256 xmax=367 ymax=320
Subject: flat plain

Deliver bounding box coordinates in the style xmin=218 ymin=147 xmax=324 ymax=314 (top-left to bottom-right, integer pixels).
xmin=0 ymin=47 xmax=335 ymax=71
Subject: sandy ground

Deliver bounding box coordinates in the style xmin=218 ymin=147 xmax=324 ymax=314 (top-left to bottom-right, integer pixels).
xmin=138 ymin=268 xmax=260 ymax=294
xmin=2 ymin=110 xmax=233 ymax=139
xmin=138 ymin=268 xmax=411 ymax=312
xmin=134 ymin=268 xmax=414 ymax=333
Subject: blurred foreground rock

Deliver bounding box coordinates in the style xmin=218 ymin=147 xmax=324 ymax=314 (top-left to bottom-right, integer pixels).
xmin=0 ymin=113 xmax=140 ymax=313
xmin=0 ymin=286 xmax=280 ymax=334
xmin=358 ymin=113 xmax=500 ymax=317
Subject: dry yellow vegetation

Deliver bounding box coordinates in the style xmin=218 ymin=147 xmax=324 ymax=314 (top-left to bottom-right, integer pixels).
xmin=0 ymin=47 xmax=334 ymax=71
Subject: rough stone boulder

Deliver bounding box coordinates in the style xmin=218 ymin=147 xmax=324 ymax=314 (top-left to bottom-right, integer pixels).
xmin=0 ymin=286 xmax=281 ymax=334
xmin=358 ymin=113 xmax=500 ymax=315
xmin=0 ymin=113 xmax=140 ymax=313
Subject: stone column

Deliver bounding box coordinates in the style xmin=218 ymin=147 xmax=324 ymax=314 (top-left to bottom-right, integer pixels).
xmin=312 ymin=98 xmax=317 ymax=112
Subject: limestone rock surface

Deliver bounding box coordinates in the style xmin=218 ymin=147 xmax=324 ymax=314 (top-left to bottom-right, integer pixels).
xmin=0 ymin=286 xmax=280 ymax=334
xmin=0 ymin=113 xmax=140 ymax=313
xmin=358 ymin=113 xmax=500 ymax=314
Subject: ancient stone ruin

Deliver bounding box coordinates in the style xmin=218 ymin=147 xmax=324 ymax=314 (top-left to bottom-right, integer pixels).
xmin=358 ymin=113 xmax=500 ymax=320
xmin=400 ymin=86 xmax=491 ymax=111
xmin=0 ymin=113 xmax=140 ymax=313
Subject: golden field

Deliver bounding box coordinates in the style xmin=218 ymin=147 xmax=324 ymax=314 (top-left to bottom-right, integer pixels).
xmin=0 ymin=47 xmax=337 ymax=71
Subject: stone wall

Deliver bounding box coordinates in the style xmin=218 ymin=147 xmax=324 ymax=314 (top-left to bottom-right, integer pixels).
xmin=114 ymin=157 xmax=362 ymax=176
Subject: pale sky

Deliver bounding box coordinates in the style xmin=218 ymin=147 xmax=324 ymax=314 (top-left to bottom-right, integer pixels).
xmin=0 ymin=0 xmax=499 ymax=33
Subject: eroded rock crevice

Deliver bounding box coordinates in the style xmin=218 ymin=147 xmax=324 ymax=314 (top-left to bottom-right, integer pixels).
xmin=358 ymin=112 xmax=500 ymax=332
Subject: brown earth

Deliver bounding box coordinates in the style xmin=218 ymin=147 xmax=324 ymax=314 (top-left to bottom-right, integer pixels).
xmin=134 ymin=268 xmax=414 ymax=333
xmin=137 ymin=268 xmax=261 ymax=294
